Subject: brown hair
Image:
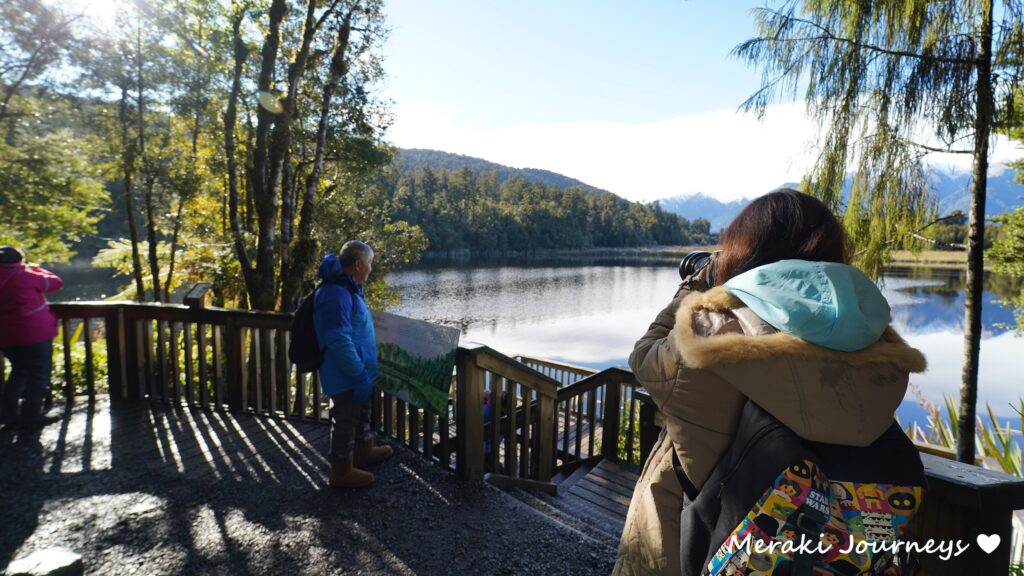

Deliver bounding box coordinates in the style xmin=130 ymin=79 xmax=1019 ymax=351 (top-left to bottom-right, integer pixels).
xmin=715 ymin=189 xmax=849 ymax=286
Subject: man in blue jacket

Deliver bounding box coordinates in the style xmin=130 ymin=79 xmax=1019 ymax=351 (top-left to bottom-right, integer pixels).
xmin=314 ymin=241 xmax=392 ymax=488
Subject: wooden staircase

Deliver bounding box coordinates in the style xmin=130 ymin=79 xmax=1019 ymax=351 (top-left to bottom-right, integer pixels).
xmin=498 ymin=457 xmax=640 ymax=543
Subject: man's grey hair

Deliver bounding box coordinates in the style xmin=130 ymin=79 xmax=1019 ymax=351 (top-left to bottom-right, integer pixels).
xmin=339 ymin=240 xmax=373 ymax=267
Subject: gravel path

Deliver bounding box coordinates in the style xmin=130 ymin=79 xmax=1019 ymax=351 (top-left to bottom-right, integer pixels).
xmin=0 ymin=400 xmax=617 ymax=575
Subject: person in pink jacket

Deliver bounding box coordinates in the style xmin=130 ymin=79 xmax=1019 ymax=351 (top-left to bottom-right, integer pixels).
xmin=0 ymin=246 xmax=63 ymax=429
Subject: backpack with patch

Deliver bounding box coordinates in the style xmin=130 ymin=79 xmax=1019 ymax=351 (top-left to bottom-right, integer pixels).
xmin=679 ymin=400 xmax=928 ymax=576
xmin=288 ymin=284 xmax=324 ymax=373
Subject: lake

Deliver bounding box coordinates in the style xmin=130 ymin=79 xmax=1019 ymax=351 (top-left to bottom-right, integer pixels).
xmin=386 ymin=256 xmax=1024 ymax=423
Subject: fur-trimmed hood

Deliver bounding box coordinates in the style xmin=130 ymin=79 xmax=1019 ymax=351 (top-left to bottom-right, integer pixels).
xmin=673 ymin=287 xmax=927 ymax=373
xmin=669 ymin=286 xmax=925 ymax=448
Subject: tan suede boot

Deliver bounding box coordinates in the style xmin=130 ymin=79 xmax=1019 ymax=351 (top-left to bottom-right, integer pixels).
xmin=353 ymin=438 xmax=393 ymax=468
xmin=328 ymin=459 xmax=373 ymax=488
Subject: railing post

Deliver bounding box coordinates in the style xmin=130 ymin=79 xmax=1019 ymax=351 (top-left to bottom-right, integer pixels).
xmin=106 ymin=307 xmax=128 ymax=401
xmin=638 ymin=391 xmax=658 ymax=466
xmin=455 ymin=345 xmax=485 ymax=482
xmin=536 ymin=390 xmax=554 ymax=482
xmin=61 ymin=318 xmax=73 ymax=404
xmin=601 ymin=376 xmax=622 ymax=461
xmin=915 ymin=454 xmax=1024 ymax=576
xmin=225 ymin=320 xmax=247 ymax=412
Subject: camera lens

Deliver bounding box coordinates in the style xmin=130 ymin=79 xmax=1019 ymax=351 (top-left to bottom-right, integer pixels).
xmin=678 ymin=251 xmax=711 ymax=281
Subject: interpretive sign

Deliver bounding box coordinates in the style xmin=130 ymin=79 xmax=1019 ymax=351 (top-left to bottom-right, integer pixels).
xmin=371 ymin=310 xmax=460 ymax=414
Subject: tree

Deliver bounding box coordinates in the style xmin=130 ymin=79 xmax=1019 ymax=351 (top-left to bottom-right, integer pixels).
xmin=0 ymin=0 xmax=75 ymax=125
xmin=0 ymin=1 xmax=108 ymax=264
xmin=223 ymin=0 xmax=395 ymax=311
xmin=989 ymin=206 xmax=1024 ymax=333
xmin=734 ymin=0 xmax=1024 ymax=463
xmin=0 ymin=125 xmax=108 ymax=263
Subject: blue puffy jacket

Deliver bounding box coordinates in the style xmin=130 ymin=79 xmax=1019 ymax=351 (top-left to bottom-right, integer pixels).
xmin=312 ymin=253 xmax=379 ymax=400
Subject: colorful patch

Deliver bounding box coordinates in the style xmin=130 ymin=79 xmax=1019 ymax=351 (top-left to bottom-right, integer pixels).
xmin=704 ymin=460 xmax=924 ymax=576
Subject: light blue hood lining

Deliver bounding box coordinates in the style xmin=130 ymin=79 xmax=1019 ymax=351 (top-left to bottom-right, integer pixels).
xmin=723 ymin=259 xmax=890 ymax=352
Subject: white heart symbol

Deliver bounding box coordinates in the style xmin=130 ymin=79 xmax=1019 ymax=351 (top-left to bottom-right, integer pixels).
xmin=977 ymin=534 xmax=1000 ymax=554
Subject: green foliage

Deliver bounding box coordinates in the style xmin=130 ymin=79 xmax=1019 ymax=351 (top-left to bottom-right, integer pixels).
xmin=989 ymin=207 xmax=1024 ymax=333
xmin=909 ymin=389 xmax=1022 ymax=478
xmin=991 ymin=207 xmax=1024 ymax=277
xmin=0 ymin=120 xmax=109 ymax=264
xmin=51 ymin=324 xmax=109 ymax=400
xmin=733 ymin=0 xmax=1024 ymax=275
xmin=616 ymin=407 xmax=642 ymax=466
xmin=378 ymin=165 xmax=712 ymax=253
xmin=0 ymin=0 xmax=76 ymax=122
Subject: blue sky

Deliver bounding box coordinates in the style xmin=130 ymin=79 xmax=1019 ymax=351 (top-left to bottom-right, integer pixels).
xmin=382 ymin=1 xmax=764 ymax=127
xmin=381 ymin=1 xmax=1017 ymax=202
xmin=66 ymin=0 xmax=1019 ymax=202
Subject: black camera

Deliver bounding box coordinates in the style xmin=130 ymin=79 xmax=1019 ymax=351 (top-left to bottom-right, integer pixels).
xmin=678 ymin=250 xmax=718 ymax=288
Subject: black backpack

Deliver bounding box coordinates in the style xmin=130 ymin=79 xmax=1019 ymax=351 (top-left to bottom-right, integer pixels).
xmin=289 ymin=284 xmax=325 ymax=373
xmin=679 ymin=400 xmax=927 ymax=576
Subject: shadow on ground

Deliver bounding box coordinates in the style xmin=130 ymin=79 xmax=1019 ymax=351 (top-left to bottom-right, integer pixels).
xmin=0 ymin=397 xmax=616 ymax=575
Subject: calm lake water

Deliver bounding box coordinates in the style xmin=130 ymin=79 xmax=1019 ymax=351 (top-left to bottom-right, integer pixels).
xmin=386 ymin=256 xmax=1024 ymax=422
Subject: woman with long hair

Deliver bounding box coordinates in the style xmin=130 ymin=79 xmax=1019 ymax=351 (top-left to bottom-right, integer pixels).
xmin=613 ymin=189 xmax=926 ymax=576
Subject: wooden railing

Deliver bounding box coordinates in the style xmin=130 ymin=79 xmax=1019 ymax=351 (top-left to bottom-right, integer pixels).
xmin=555 ymin=367 xmax=644 ymax=469
xmin=458 ymin=343 xmax=558 ymax=485
xmin=19 ymin=302 xmax=577 ymax=485
xmin=518 ymin=356 xmax=646 ymax=470
xmin=516 ymin=355 xmax=595 ymax=387
xmin=13 ymin=303 xmax=456 ymax=474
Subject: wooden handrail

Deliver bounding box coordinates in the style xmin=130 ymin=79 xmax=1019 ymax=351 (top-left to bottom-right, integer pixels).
xmin=556 ymin=366 xmax=635 ymax=402
xmin=53 ymin=301 xmax=293 ymax=328
xmin=465 ymin=343 xmax=558 ymax=398
xmin=516 ymin=355 xmax=595 ymax=374
xmin=458 ymin=342 xmax=558 ymax=482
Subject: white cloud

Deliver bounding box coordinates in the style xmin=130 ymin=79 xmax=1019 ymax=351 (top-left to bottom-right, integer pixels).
xmin=388 ymin=100 xmax=820 ymax=203
xmin=388 ymin=100 xmax=1024 ymax=204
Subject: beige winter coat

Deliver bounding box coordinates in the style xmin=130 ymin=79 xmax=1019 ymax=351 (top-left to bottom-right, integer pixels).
xmin=612 ymin=287 xmax=927 ymax=576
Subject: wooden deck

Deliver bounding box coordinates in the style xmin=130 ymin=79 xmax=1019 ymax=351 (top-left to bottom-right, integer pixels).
xmin=4 ymin=396 xmax=335 ymax=488
xmin=0 ymin=396 xmax=625 ymax=574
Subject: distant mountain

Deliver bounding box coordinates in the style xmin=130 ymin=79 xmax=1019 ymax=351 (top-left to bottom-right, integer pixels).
xmin=657 ymin=193 xmax=752 ymax=232
xmin=394 ymin=148 xmax=604 ymax=193
xmin=657 ymin=164 xmax=1024 ymax=233
xmin=928 ymin=165 xmax=1024 ymax=217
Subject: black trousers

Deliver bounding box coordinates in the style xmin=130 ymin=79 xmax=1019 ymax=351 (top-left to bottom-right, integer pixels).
xmin=328 ymin=391 xmax=371 ymax=461
xmin=1 ymin=339 xmax=53 ymax=425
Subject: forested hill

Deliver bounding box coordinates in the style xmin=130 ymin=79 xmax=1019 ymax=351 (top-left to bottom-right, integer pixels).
xmin=375 ymin=151 xmax=713 ymax=252
xmin=395 ymin=149 xmax=602 ymax=193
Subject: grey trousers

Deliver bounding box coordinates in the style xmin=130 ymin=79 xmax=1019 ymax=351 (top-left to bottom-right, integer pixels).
xmin=1 ymin=339 xmax=53 ymax=425
xmin=328 ymin=391 xmax=372 ymax=462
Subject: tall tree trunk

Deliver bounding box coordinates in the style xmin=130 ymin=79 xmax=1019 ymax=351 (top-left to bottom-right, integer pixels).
xmin=143 ymin=175 xmax=162 ymax=303
xmin=280 ymin=13 xmax=353 ymax=312
xmin=164 ymin=193 xmax=186 ymax=302
xmin=167 ymin=35 xmax=206 ymax=304
xmin=225 ymin=3 xmax=256 ymax=296
xmin=958 ymin=0 xmax=993 ymax=464
xmin=119 ymin=83 xmax=146 ymax=302
xmin=137 ymin=21 xmax=161 ymax=303
xmin=245 ymin=0 xmax=288 ymax=311
xmin=274 ymin=0 xmax=323 ymax=302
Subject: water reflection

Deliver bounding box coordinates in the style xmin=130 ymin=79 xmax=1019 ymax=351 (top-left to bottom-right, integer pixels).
xmin=388 ymin=259 xmax=1023 ymax=418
